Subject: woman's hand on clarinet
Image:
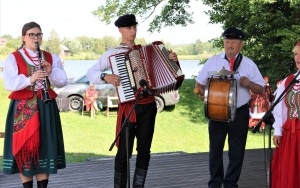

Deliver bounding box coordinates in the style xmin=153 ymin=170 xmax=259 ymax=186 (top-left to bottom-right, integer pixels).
xmin=30 ymin=70 xmax=47 ymax=83
xmin=104 ymin=74 xmax=121 ymax=87
xmin=169 ymin=49 xmax=178 ymax=62
xmin=41 ymin=60 xmax=52 ymax=75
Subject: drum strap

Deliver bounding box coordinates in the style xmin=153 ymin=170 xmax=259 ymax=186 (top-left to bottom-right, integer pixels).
xmin=225 ymin=53 xmax=243 ymax=71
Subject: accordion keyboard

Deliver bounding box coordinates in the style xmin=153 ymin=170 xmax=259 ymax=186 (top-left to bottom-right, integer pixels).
xmin=109 ymin=53 xmax=136 ymax=102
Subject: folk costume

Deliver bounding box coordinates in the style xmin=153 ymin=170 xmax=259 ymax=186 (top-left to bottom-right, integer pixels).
xmin=272 ymin=73 xmax=300 ymax=188
xmin=87 ymin=37 xmax=156 ymax=188
xmin=249 ymin=81 xmax=274 ymax=129
xmin=2 ymin=47 xmax=67 ymax=177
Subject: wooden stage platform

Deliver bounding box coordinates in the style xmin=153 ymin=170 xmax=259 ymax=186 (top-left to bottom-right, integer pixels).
xmin=0 ymin=149 xmax=269 ymax=188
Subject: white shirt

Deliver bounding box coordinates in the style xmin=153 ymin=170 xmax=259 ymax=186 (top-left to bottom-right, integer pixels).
xmin=3 ymin=47 xmax=67 ymax=91
xmin=86 ymin=45 xmax=129 ymax=84
xmin=196 ymin=52 xmax=264 ymax=108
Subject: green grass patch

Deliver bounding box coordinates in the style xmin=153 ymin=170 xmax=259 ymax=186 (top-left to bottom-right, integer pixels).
xmin=0 ymin=79 xmax=270 ymax=169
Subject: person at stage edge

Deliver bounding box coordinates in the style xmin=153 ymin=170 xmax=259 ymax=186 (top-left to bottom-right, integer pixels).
xmin=194 ymin=27 xmax=264 ymax=188
xmin=86 ymin=14 xmax=179 ymax=188
xmin=271 ymin=41 xmax=300 ymax=188
xmin=248 ymin=75 xmax=274 ymax=130
xmin=2 ymin=21 xmax=67 ymax=188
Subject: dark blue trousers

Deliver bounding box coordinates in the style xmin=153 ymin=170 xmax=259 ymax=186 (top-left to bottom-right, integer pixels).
xmin=208 ymin=104 xmax=249 ymax=188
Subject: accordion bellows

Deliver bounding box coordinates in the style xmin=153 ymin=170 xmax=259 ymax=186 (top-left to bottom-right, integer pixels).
xmin=109 ymin=41 xmax=185 ymax=103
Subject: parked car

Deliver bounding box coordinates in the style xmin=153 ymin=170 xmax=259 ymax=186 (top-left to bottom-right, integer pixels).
xmin=54 ymin=73 xmax=180 ymax=113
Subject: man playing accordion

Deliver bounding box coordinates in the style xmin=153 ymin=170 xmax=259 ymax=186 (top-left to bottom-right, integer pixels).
xmin=86 ymin=14 xmax=179 ymax=188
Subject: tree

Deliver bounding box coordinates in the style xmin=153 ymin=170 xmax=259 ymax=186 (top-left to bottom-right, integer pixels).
xmin=45 ymin=30 xmax=61 ymax=55
xmin=202 ymin=0 xmax=300 ymax=85
xmin=4 ymin=35 xmax=21 ymax=50
xmin=92 ymin=38 xmax=106 ymax=54
xmin=63 ymin=39 xmax=83 ymax=54
xmin=76 ymin=36 xmax=95 ymax=52
xmin=92 ymin=0 xmax=194 ymax=32
xmin=103 ymin=36 xmax=118 ymax=50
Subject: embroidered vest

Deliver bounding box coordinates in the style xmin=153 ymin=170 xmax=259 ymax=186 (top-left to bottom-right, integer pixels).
xmin=8 ymin=50 xmax=57 ymax=100
xmin=285 ymin=74 xmax=300 ymax=119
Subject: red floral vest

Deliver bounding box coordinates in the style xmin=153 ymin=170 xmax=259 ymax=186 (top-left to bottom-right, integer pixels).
xmin=8 ymin=50 xmax=57 ymax=100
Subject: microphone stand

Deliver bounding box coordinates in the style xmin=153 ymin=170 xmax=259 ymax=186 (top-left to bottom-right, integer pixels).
xmin=109 ymin=89 xmax=146 ymax=188
xmin=252 ymin=70 xmax=300 ymax=188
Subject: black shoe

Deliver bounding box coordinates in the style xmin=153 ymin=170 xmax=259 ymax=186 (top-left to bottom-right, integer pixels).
xmin=23 ymin=180 xmax=33 ymax=188
xmin=37 ymin=179 xmax=48 ymax=188
xmin=133 ymin=168 xmax=148 ymax=188
xmin=114 ymin=171 xmax=127 ymax=188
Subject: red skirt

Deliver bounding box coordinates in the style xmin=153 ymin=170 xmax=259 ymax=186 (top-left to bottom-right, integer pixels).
xmin=271 ymin=118 xmax=300 ymax=188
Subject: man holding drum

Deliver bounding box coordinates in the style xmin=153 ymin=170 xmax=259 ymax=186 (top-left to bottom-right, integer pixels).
xmin=194 ymin=27 xmax=264 ymax=188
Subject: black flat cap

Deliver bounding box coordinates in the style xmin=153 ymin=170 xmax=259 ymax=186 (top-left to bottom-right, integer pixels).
xmin=114 ymin=14 xmax=138 ymax=28
xmin=223 ymin=27 xmax=245 ymax=40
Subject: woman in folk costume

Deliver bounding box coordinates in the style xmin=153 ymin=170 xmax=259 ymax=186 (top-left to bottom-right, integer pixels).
xmin=2 ymin=22 xmax=67 ymax=188
xmin=271 ymin=41 xmax=300 ymax=188
xmin=249 ymin=75 xmax=274 ymax=129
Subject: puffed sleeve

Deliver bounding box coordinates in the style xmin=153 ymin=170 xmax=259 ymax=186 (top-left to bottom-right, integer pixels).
xmin=47 ymin=54 xmax=67 ymax=88
xmin=3 ymin=54 xmax=32 ymax=91
xmin=272 ymin=78 xmax=288 ymax=136
xmin=86 ymin=50 xmax=113 ymax=85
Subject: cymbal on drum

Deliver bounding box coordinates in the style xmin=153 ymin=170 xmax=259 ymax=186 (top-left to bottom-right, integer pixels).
xmin=209 ymin=67 xmax=237 ymax=76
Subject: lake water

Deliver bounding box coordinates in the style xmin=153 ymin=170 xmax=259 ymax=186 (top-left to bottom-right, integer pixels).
xmin=0 ymin=59 xmax=203 ymax=79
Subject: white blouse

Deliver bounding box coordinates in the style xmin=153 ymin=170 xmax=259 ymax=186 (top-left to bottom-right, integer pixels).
xmin=3 ymin=47 xmax=67 ymax=91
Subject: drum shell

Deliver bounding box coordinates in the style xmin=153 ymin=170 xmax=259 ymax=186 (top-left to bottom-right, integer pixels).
xmin=204 ymin=78 xmax=237 ymax=122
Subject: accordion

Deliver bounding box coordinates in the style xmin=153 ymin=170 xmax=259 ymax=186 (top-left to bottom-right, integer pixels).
xmin=109 ymin=41 xmax=185 ymax=103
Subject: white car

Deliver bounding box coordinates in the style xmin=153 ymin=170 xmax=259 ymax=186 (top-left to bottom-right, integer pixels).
xmin=54 ymin=74 xmax=180 ymax=113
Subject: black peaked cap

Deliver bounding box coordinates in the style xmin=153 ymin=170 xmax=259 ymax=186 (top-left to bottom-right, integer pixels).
xmin=223 ymin=27 xmax=245 ymax=40
xmin=114 ymin=14 xmax=138 ymax=28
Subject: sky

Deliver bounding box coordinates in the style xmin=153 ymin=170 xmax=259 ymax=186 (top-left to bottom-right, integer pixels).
xmin=0 ymin=0 xmax=223 ymax=45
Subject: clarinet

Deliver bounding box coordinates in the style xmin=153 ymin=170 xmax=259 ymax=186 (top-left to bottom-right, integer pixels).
xmin=35 ymin=42 xmax=51 ymax=103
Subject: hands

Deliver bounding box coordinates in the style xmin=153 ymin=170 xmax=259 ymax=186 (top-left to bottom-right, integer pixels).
xmin=169 ymin=49 xmax=178 ymax=62
xmin=240 ymin=76 xmax=251 ymax=88
xmin=40 ymin=60 xmax=52 ymax=75
xmin=194 ymin=84 xmax=205 ymax=101
xmin=30 ymin=69 xmax=47 ymax=84
xmin=104 ymin=74 xmax=121 ymax=87
xmin=273 ymin=135 xmax=281 ymax=147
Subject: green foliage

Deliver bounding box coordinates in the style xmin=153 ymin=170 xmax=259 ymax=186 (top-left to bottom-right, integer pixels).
xmin=44 ymin=30 xmax=61 ymax=55
xmin=0 ymin=47 xmax=13 ymax=58
xmin=92 ymin=0 xmax=194 ymax=32
xmin=5 ymin=35 xmax=21 ymax=50
xmin=0 ymin=32 xmax=221 ymax=61
xmin=76 ymin=36 xmax=96 ymax=52
xmin=92 ymin=38 xmax=106 ymax=54
xmin=202 ymin=0 xmax=300 ymax=85
xmin=63 ymin=39 xmax=83 ymax=54
xmin=102 ymin=36 xmax=119 ymax=50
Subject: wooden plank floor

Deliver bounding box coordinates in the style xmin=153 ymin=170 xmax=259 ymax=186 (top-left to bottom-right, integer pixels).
xmin=0 ymin=149 xmax=269 ymax=188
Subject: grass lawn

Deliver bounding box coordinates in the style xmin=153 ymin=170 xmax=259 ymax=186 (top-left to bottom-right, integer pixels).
xmin=0 ymin=79 xmax=270 ymax=169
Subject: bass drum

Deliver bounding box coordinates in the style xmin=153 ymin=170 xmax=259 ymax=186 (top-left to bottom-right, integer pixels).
xmin=204 ymin=77 xmax=237 ymax=122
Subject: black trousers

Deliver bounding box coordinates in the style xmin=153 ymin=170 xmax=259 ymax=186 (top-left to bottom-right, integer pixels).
xmin=114 ymin=101 xmax=157 ymax=173
xmin=208 ymin=104 xmax=249 ymax=188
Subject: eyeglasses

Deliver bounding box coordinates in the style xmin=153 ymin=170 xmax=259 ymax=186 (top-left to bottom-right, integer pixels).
xmin=25 ymin=33 xmax=43 ymax=39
